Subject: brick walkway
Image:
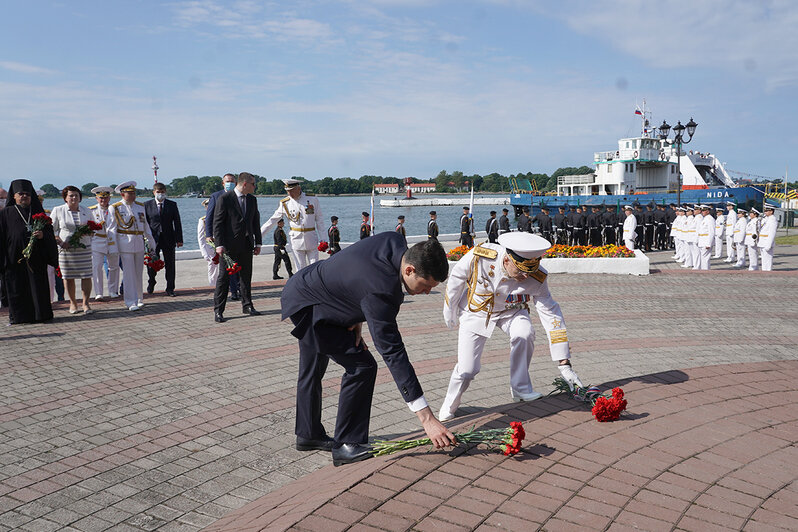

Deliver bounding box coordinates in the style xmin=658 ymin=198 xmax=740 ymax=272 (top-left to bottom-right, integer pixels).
xmin=1 ymin=245 xmax=796 ymax=531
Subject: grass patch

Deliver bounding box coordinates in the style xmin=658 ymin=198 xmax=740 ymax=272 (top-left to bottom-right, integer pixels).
xmin=776 ymin=234 xmax=798 ymax=245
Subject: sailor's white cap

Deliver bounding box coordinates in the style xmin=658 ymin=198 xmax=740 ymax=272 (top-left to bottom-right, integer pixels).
xmin=700 ymin=204 xmax=711 ymax=210
xmin=91 ymin=186 xmax=113 ymax=196
xmin=283 ymin=179 xmax=302 ymax=189
xmin=115 ymin=181 xmax=137 ymax=194
xmin=763 ymin=204 xmax=775 ymax=211
xmin=675 ymin=206 xmax=685 ymax=212
xmin=715 ymin=207 xmax=724 ymax=211
xmin=498 ymin=232 xmax=552 ymax=260
xmin=726 ymin=201 xmax=736 ymax=205
xmin=750 ymin=207 xmax=760 ymax=215
xmin=623 ymin=205 xmax=633 ymax=210
xmin=737 ymin=208 xmax=747 ymax=214
xmin=201 ymin=198 xmax=210 ymax=207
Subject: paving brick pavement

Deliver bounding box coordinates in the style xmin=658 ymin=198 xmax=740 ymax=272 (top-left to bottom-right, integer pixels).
xmin=1 ymin=243 xmax=796 ymax=531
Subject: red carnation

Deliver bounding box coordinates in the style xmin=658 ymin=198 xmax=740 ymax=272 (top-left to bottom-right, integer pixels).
xmin=317 ymin=241 xmax=329 ymax=252
xmin=87 ymin=221 xmax=103 ymax=231
xmin=211 ymin=253 xmax=220 ymax=264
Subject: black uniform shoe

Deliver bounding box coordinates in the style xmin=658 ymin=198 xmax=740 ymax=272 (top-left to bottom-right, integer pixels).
xmin=296 ymin=435 xmax=334 ymax=452
xmin=147 ymin=283 xmax=155 ymax=294
xmin=214 ymin=312 xmax=226 ymax=323
xmin=332 ymin=444 xmax=373 ymax=467
xmin=166 ymin=291 xmax=176 ymax=297
xmin=230 ymin=292 xmax=241 ymax=301
xmin=243 ymin=307 xmax=261 ymax=316
xmin=273 ymin=275 xmax=284 ymax=280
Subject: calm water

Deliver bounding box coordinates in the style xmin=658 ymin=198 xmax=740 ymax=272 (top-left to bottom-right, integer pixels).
xmin=43 ymin=194 xmax=508 ymax=251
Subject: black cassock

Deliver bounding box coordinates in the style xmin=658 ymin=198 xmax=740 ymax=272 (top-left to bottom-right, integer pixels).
xmin=0 ymin=206 xmax=58 ymax=324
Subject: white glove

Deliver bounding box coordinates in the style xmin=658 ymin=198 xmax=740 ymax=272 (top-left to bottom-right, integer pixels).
xmin=558 ymin=363 xmax=584 ymax=391
xmin=443 ymin=306 xmax=458 ymax=330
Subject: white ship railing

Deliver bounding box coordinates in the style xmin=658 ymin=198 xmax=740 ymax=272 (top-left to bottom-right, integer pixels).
xmin=558 ymin=174 xmax=595 ymax=185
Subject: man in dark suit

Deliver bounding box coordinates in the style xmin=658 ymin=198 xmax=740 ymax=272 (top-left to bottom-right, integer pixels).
xmin=281 ymin=233 xmax=456 ymax=466
xmin=145 ymin=182 xmax=183 ymax=296
xmin=212 ymin=172 xmax=262 ymax=322
xmin=206 ymin=173 xmax=240 ymax=300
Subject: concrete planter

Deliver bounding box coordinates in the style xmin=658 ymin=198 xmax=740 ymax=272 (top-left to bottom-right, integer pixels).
xmin=449 ymin=250 xmax=649 ymax=276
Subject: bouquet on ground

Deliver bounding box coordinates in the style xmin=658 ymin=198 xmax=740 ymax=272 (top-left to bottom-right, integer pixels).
xmin=19 ymin=212 xmax=53 ymax=263
xmin=551 ymin=377 xmax=628 ymax=422
xmin=207 ymin=239 xmax=240 ymax=275
xmin=143 ymin=242 xmax=165 ymax=272
xmin=446 ymin=244 xmax=473 ymax=262
xmin=372 ymin=422 xmax=526 ymax=457
xmin=67 ymin=220 xmax=103 ymax=249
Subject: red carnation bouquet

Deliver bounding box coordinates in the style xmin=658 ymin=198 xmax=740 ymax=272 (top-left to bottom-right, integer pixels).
xmin=68 ymin=220 xmax=104 ymax=249
xmin=371 ymin=421 xmax=526 ymax=457
xmin=19 ymin=212 xmax=53 ymax=263
xmin=551 ymin=377 xmax=628 ymax=422
xmin=317 ymin=241 xmax=329 ymax=252
xmin=207 ymin=239 xmax=240 ymax=275
xmin=143 ymin=242 xmax=165 ymax=272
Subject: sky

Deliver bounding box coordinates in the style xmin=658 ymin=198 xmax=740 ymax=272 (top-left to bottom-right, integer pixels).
xmin=1 ymin=0 xmax=797 ymax=189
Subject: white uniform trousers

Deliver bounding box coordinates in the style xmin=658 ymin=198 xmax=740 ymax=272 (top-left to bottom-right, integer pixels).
xmin=699 ymin=247 xmax=712 ymax=270
xmin=440 ymin=312 xmax=557 ymax=418
xmin=713 ymin=236 xmax=723 ymax=258
xmin=206 ymin=260 xmax=219 ymax=286
xmin=690 ymin=242 xmax=700 ymax=270
xmin=92 ymin=250 xmax=119 ymax=297
xmin=726 ymin=236 xmax=736 ymax=261
xmin=624 ymin=239 xmax=635 ymax=251
xmin=291 ymin=249 xmax=319 ymax=271
xmin=674 ymin=239 xmax=684 ymax=262
xmin=735 ymin=243 xmax=746 ymax=268
xmin=48 ymin=265 xmax=57 ymax=303
xmin=747 ymin=245 xmax=759 ymax=271
xmin=119 ymin=252 xmax=145 ymax=308
xmin=760 ymin=247 xmax=774 ymax=271
xmin=682 ymin=243 xmax=693 ymax=268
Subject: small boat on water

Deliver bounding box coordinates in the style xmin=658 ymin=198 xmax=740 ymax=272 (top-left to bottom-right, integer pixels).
xmin=509 ymin=102 xmax=765 ymax=215
xmin=182 ymin=191 xmax=199 ymax=198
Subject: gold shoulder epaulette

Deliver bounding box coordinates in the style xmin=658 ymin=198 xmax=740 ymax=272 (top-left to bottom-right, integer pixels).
xmin=89 ymin=205 xmax=98 ymax=209
xmin=473 ymin=245 xmax=498 ymax=260
xmin=200 ymin=216 xmax=206 ymax=221
xmin=281 ymin=197 xmax=290 ymax=203
xmin=134 ymin=201 xmax=144 ymax=206
xmin=305 ymin=192 xmax=315 ymax=196
xmin=112 ymin=201 xmax=122 ymax=207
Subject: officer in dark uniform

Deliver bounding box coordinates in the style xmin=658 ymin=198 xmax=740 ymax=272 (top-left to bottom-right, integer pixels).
xmin=485 ymin=211 xmax=499 ymax=243
xmin=427 ymin=211 xmax=439 ymax=241
xmin=643 ymin=203 xmax=655 ymax=251
xmin=574 ymin=206 xmax=587 ymax=245
xmin=395 ymin=215 xmax=407 ymax=243
xmin=602 ymin=205 xmax=617 ymax=245
xmin=616 ymin=206 xmax=625 ymax=244
xmin=498 ymin=208 xmax=511 ymax=235
xmin=587 ymin=205 xmax=602 ymax=246
xmin=533 ymin=206 xmax=552 ymax=242
xmin=459 ymin=206 xmax=474 ymax=247
xmin=566 ymin=205 xmax=577 ymax=245
xmin=328 ymin=216 xmax=341 ymax=254
xmin=553 ymin=206 xmax=567 ymax=244
xmin=273 ymin=219 xmax=293 ymax=280
xmin=653 ymin=204 xmax=668 ymax=250
xmin=517 ymin=207 xmax=531 ymax=232
xmin=359 ymin=212 xmax=371 ymax=239
xmin=634 ymin=204 xmax=645 ymax=249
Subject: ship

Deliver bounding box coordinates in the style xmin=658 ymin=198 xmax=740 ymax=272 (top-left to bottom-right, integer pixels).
xmin=509 ymin=101 xmax=765 ymax=215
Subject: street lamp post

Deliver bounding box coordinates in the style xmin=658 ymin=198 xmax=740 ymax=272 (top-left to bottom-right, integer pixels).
xmin=659 ymin=118 xmax=697 ymax=206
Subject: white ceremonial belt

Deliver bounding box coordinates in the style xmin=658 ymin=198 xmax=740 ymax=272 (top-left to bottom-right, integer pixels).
xmin=290 ymin=227 xmax=315 ymax=232
xmin=118 ymin=230 xmax=143 ymax=235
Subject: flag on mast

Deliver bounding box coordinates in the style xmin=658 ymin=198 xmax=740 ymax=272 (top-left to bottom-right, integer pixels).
xmin=634 ymin=106 xmax=643 ymax=116
xmin=370 ymin=185 xmax=375 ymax=234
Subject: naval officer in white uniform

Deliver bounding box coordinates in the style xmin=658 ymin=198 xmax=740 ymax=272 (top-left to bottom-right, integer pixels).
xmin=260 ymin=179 xmax=327 ymax=271
xmin=713 ymin=207 xmax=725 ymax=259
xmin=439 ymin=232 xmax=583 ymax=421
xmin=696 ymin=205 xmax=715 ymax=270
xmin=106 ymin=181 xmax=155 ymax=311
xmin=744 ymin=208 xmax=761 ymax=271
xmin=89 ymin=186 xmax=119 ymax=299
xmin=723 ymin=201 xmax=737 ymax=262
xmin=622 ymin=205 xmax=637 ymax=251
xmin=757 ymin=205 xmax=778 ymax=271
xmin=733 ymin=208 xmax=748 ymax=269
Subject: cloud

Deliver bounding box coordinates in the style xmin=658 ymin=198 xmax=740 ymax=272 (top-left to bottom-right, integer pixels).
xmin=0 ymin=61 xmax=57 ymax=75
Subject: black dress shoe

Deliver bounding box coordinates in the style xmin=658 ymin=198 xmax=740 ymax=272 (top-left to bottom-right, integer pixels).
xmin=230 ymin=293 xmax=241 ymax=301
xmin=243 ymin=307 xmax=261 ymax=316
xmin=296 ymin=435 xmax=334 ymax=452
xmin=147 ymin=284 xmax=155 ymax=294
xmin=273 ymin=275 xmax=284 ymax=280
xmin=332 ymin=443 xmax=373 ymax=467
xmin=214 ymin=313 xmax=226 ymax=323
xmin=166 ymin=291 xmax=176 ymax=297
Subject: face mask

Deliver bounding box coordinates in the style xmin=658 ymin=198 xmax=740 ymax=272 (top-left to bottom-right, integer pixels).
xmin=224 ymin=182 xmax=236 ymax=192
xmin=155 ymin=193 xmax=166 ymax=202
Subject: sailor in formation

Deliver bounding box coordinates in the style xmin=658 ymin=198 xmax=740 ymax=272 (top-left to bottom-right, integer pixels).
xmin=696 ymin=205 xmax=715 ymax=270
xmin=622 ymin=205 xmax=637 ymax=251
xmin=744 ymin=208 xmax=761 ymax=271
xmin=427 ymin=211 xmax=439 ymax=241
xmin=360 ymin=212 xmax=371 ymax=239
xmin=713 ymin=207 xmax=725 ymax=259
xmin=439 ymin=232 xmax=583 ymax=421
xmin=733 ymin=208 xmax=748 ymax=269
xmin=681 ymin=206 xmax=697 ymax=269
xmin=671 ymin=207 xmax=685 ymax=262
xmin=88 ymin=186 xmax=119 ymax=299
xmin=498 ymin=208 xmax=511 ymax=236
xmin=260 ymin=179 xmax=326 ymax=271
xmin=106 ymin=181 xmax=155 ymax=311
xmin=724 ymin=201 xmax=737 ymax=263
xmin=757 ymin=205 xmax=777 ymax=271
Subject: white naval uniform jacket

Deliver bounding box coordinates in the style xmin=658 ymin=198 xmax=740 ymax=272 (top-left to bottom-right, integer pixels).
xmin=744 ymin=218 xmax=760 ymax=247
xmin=106 ymin=200 xmax=155 ymax=254
xmin=260 ymin=193 xmax=326 ymax=251
xmin=622 ymin=214 xmax=637 ymax=240
xmin=684 ymin=215 xmax=697 ymax=243
xmin=725 ymin=210 xmax=736 ymax=234
xmin=443 ymin=244 xmax=570 ymax=360
xmin=670 ymin=215 xmax=682 ymax=239
xmin=697 ymin=215 xmax=715 ymax=247
xmin=197 ymin=216 xmax=216 ymax=261
xmin=757 ymin=216 xmax=778 ymax=250
xmin=714 ymin=214 xmax=725 ymax=238
xmin=89 ymin=204 xmax=118 ymax=255
xmin=733 ymin=216 xmax=747 ymax=244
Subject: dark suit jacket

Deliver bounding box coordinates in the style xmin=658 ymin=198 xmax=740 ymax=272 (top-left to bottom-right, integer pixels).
xmin=204 ymin=189 xmax=225 ymax=239
xmin=281 ymin=232 xmax=423 ymax=403
xmin=144 ymin=199 xmax=183 ymax=248
xmin=212 ymin=190 xmax=262 ymax=254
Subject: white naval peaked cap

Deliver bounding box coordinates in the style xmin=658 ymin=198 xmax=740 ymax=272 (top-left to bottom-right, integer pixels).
xmin=623 ymin=205 xmax=633 ymax=210
xmin=737 ymin=208 xmax=747 ymax=213
xmin=750 ymin=208 xmax=760 ymax=214
xmin=283 ymin=178 xmax=302 ymax=189
xmin=498 ymin=232 xmax=552 ymax=259
xmin=716 ymin=207 xmax=724 ymax=211
xmin=763 ymin=204 xmax=775 ymax=211
xmin=91 ymin=186 xmax=114 ymax=195
xmin=115 ymin=181 xmax=137 ymax=194
xmin=726 ymin=201 xmax=736 ymax=205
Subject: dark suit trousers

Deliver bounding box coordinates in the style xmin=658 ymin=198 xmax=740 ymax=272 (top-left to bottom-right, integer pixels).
xmin=291 ymin=307 xmax=378 ymax=445
xmin=214 ymin=249 xmax=253 ymax=313
xmin=148 ymin=244 xmax=176 ymax=292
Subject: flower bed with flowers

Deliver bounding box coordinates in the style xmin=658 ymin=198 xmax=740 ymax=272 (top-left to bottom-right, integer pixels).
xmin=446 ymin=244 xmax=472 ymax=262
xmin=544 ymin=244 xmax=635 ymax=259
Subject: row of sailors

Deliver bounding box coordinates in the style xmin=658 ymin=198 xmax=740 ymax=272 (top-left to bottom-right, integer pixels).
xmin=670 ymin=202 xmax=777 ymax=271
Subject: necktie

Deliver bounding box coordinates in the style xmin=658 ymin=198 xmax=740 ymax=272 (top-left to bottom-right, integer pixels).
xmin=240 ymin=196 xmax=246 ymax=217
xmin=158 ymin=203 xmax=162 ymax=216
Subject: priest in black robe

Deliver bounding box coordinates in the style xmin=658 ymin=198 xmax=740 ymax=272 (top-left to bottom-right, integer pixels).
xmin=0 ymin=179 xmax=58 ymax=324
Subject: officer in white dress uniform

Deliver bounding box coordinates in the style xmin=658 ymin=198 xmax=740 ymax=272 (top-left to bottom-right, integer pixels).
xmin=744 ymin=208 xmax=761 ymax=271
xmin=197 ymin=199 xmax=219 ymax=285
xmin=672 ymin=207 xmax=685 ymax=262
xmin=724 ymin=201 xmax=737 ymax=262
xmin=696 ymin=205 xmax=715 ymax=270
xmin=681 ymin=207 xmax=696 ymax=268
xmin=757 ymin=205 xmax=778 ymax=271
xmin=439 ymin=233 xmax=584 ymax=421
xmin=713 ymin=207 xmax=725 ymax=258
xmin=88 ymin=186 xmax=119 ymax=299
xmin=691 ymin=206 xmax=704 ymax=270
xmin=733 ymin=209 xmax=748 ymax=269
xmin=107 ymin=181 xmax=155 ymax=311
xmin=260 ymin=179 xmax=326 ymax=271
xmin=622 ymin=205 xmax=637 ymax=251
